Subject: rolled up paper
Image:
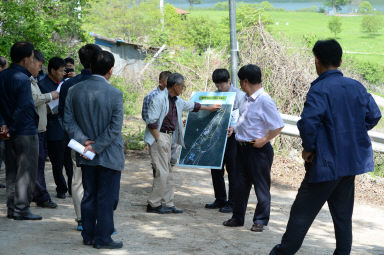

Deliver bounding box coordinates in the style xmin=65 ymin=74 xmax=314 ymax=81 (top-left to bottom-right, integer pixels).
xmin=68 ymin=139 xmax=96 ymax=160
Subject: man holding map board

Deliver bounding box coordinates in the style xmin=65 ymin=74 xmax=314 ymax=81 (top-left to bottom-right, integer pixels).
xmin=203 ymin=68 xmax=244 ymax=213
xmin=144 ymin=73 xmax=220 ymax=214
xmin=223 ymin=64 xmax=284 ymax=232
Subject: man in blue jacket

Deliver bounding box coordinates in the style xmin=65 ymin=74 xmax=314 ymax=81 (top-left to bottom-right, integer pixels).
xmin=270 ymin=39 xmax=381 ymax=254
xmin=0 ymin=42 xmax=42 ymax=220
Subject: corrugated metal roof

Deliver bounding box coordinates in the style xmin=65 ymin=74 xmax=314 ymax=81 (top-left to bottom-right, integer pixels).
xmin=89 ymin=32 xmax=161 ymax=51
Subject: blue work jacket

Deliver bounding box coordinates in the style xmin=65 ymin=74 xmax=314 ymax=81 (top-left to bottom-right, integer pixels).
xmin=297 ymin=70 xmax=381 ymax=183
xmin=0 ymin=64 xmax=38 ymax=136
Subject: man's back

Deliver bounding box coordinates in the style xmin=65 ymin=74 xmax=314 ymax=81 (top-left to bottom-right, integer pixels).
xmin=298 ymin=70 xmax=381 ymax=182
xmin=0 ymin=64 xmax=38 ymax=136
xmin=65 ymin=75 xmax=125 ymax=171
xmin=58 ymin=69 xmax=92 ymax=118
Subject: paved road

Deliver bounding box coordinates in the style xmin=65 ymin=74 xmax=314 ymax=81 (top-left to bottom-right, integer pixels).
xmin=0 ymin=151 xmax=384 ymax=255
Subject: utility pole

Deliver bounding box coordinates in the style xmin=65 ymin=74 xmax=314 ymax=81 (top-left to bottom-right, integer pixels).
xmin=229 ymin=0 xmax=238 ymax=87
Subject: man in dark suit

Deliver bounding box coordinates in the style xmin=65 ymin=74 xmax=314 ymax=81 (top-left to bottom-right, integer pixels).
xmin=59 ymin=44 xmax=102 ymax=231
xmin=64 ymin=51 xmax=124 ymax=249
xmin=39 ymin=57 xmax=73 ymax=199
xmin=270 ymin=40 xmax=382 ymax=254
xmin=0 ymin=42 xmax=42 ymax=220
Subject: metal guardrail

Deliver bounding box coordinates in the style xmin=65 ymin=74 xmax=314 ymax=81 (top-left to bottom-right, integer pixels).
xmin=280 ymin=114 xmax=384 ymax=153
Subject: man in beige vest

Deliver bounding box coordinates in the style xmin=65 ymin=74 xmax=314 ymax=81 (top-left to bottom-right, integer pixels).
xmin=30 ymin=50 xmax=59 ymax=208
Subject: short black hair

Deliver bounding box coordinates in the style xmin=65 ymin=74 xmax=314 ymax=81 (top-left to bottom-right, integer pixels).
xmin=78 ymin=44 xmax=102 ymax=69
xmin=167 ymin=73 xmax=184 ymax=88
xmin=0 ymin=56 xmax=7 ymax=68
xmin=33 ymin=50 xmax=45 ymax=64
xmin=159 ymin=71 xmax=172 ymax=81
xmin=312 ymin=39 xmax=342 ymax=68
xmin=237 ymin=64 xmax=262 ymax=84
xmin=212 ymin=68 xmax=230 ymax=83
xmin=10 ymin=41 xmax=34 ymax=63
xmin=48 ymin=57 xmax=65 ymax=74
xmin=91 ymin=50 xmax=115 ymax=76
xmin=64 ymin=57 xmax=75 ymax=65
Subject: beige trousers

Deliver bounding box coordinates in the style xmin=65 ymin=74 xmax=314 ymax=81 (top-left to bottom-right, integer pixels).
xmin=148 ymin=133 xmax=175 ymax=207
xmin=71 ymin=150 xmax=83 ymax=221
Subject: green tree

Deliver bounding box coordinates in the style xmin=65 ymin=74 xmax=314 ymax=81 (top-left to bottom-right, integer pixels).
xmin=328 ymin=16 xmax=343 ymax=37
xmin=325 ymin=0 xmax=351 ymax=12
xmin=361 ymin=15 xmax=384 ymax=34
xmin=84 ymin=0 xmax=162 ymax=44
xmin=186 ymin=0 xmax=202 ymax=10
xmin=223 ymin=5 xmax=272 ymax=31
xmin=358 ymin=1 xmax=373 ymax=14
xmin=0 ymin=0 xmax=87 ymax=60
xmin=259 ymin=1 xmax=274 ymax=11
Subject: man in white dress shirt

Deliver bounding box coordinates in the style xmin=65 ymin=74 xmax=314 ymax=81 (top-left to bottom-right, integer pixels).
xmin=223 ymin=64 xmax=284 ymax=232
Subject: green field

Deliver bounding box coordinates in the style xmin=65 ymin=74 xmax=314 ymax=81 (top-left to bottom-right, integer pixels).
xmin=190 ymin=10 xmax=384 ymax=67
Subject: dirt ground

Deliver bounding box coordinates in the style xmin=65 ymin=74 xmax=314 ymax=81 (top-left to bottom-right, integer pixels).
xmin=1 ymin=150 xmax=384 ymax=255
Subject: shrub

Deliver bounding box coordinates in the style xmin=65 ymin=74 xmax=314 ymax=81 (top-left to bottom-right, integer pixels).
xmin=361 ymin=15 xmax=384 ymax=34
xmin=212 ymin=1 xmax=228 ymax=10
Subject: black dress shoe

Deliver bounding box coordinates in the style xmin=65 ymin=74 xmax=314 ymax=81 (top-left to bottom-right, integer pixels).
xmin=83 ymin=239 xmax=95 ymax=246
xmin=93 ymin=241 xmax=123 ymax=249
xmin=56 ymin=193 xmax=66 ymax=199
xmin=13 ymin=210 xmax=42 ymax=220
xmin=37 ymin=200 xmax=58 ymax=209
xmin=205 ymin=200 xmax=226 ymax=209
xmin=166 ymin=206 xmax=183 ymax=214
xmin=250 ymin=223 xmax=265 ymax=232
xmin=146 ymin=204 xmax=172 ymax=214
xmin=219 ymin=205 xmax=233 ymax=213
xmin=223 ymin=218 xmax=243 ymax=227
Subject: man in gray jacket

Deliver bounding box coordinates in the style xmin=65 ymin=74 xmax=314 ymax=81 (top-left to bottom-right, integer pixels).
xmin=64 ymin=51 xmax=124 ymax=249
xmin=145 ymin=73 xmax=220 ymax=214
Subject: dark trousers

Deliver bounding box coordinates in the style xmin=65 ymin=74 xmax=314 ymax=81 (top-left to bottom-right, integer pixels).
xmin=0 ymin=140 xmax=4 ymax=169
xmin=210 ymin=135 xmax=238 ymax=205
xmin=5 ymin=135 xmax=38 ymax=212
xmin=32 ymin=132 xmax=51 ymax=203
xmin=81 ymin=165 xmax=121 ymax=245
xmin=270 ymin=170 xmax=355 ymax=255
xmin=232 ymin=142 xmax=274 ymax=225
xmin=47 ymin=140 xmax=73 ymax=195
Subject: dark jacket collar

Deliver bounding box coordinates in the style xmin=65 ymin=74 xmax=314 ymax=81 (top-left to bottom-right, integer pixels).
xmin=311 ymin=70 xmax=343 ymax=87
xmin=80 ymin=69 xmax=92 ymax=75
xmin=10 ymin=63 xmax=32 ymax=77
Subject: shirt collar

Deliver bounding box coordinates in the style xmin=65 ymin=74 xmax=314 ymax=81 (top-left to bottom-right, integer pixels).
xmin=92 ymin=74 xmax=108 ymax=82
xmin=311 ymin=70 xmax=343 ymax=86
xmin=10 ymin=63 xmax=32 ymax=77
xmin=228 ymin=84 xmax=237 ymax=92
xmin=30 ymin=76 xmax=37 ymax=83
xmin=247 ymin=87 xmax=264 ymax=102
xmin=166 ymin=89 xmax=178 ymax=101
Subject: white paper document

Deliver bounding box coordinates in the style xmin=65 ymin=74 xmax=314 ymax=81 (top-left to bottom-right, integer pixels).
xmin=68 ymin=139 xmax=96 ymax=160
xmin=47 ymin=81 xmax=63 ymax=114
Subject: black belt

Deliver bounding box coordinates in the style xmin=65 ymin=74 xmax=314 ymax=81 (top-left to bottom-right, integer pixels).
xmin=160 ymin=130 xmax=174 ymax=135
xmin=238 ymin=141 xmax=255 ymax=146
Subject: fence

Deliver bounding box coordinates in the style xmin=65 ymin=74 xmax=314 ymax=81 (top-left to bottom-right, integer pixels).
xmin=281 ymin=114 xmax=384 ymax=153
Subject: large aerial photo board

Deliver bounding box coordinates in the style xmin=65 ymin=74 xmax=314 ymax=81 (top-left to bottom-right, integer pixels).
xmin=178 ymin=92 xmax=236 ymax=169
